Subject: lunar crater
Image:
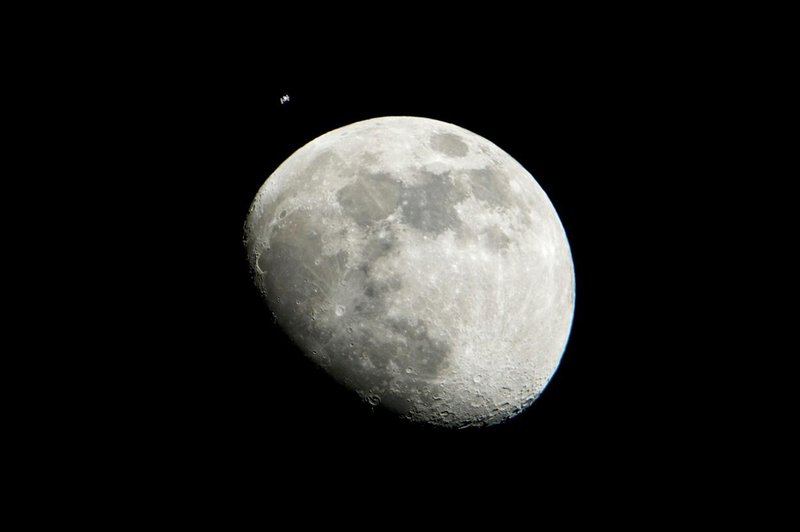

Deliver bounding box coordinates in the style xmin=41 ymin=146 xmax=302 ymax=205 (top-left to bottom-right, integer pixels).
xmin=431 ymin=132 xmax=469 ymax=157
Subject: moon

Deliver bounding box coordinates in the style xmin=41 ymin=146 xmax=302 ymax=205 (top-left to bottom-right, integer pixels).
xmin=245 ymin=116 xmax=575 ymax=428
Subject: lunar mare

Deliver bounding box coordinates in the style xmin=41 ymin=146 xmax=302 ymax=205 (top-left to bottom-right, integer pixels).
xmin=245 ymin=116 xmax=575 ymax=428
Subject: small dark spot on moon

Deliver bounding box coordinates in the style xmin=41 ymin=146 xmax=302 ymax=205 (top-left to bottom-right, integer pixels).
xmin=279 ymin=210 xmax=287 ymax=219
xmin=364 ymin=283 xmax=379 ymax=299
xmin=431 ymin=133 xmax=468 ymax=157
xmin=362 ymin=275 xmax=401 ymax=300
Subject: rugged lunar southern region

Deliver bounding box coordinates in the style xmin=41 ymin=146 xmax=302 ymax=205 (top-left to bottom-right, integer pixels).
xmin=245 ymin=116 xmax=575 ymax=428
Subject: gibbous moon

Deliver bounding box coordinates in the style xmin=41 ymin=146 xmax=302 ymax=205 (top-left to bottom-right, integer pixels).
xmin=245 ymin=116 xmax=575 ymax=428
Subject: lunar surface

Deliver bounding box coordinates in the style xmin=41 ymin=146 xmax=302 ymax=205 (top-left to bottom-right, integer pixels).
xmin=245 ymin=116 xmax=574 ymax=428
